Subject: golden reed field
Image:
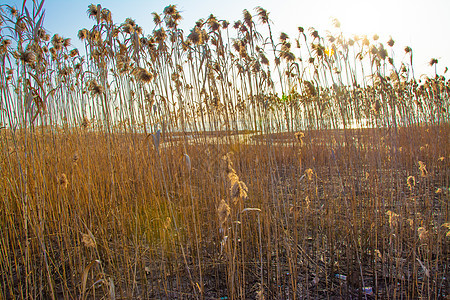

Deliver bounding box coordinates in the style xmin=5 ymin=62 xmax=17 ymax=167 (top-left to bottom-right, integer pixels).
xmin=0 ymin=1 xmax=449 ymax=299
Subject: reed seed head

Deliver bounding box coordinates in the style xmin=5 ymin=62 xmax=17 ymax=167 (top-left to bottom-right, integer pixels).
xmin=163 ymin=5 xmax=177 ymax=16
xmin=154 ymin=28 xmax=167 ymax=43
xmin=58 ymin=173 xmax=69 ymax=189
xmin=217 ymin=199 xmax=231 ymax=225
xmin=231 ymin=180 xmax=248 ymax=204
xmin=418 ymin=161 xmax=428 ymax=177
xmin=280 ymin=50 xmax=295 ymax=62
xmin=331 ymin=17 xmax=341 ymax=28
xmin=255 ymin=7 xmax=269 ymax=24
xmin=386 ymin=210 xmax=399 ymax=229
xmin=73 ymin=153 xmax=79 ymax=164
xmin=417 ymin=227 xmax=428 ymax=241
xmin=227 ymin=171 xmax=239 ymax=187
xmin=260 ymin=53 xmax=269 ymax=65
xmin=101 ymin=8 xmax=112 ymax=23
xmin=63 ymin=38 xmax=71 ymax=47
xmin=407 ymin=176 xmax=415 ymax=190
xmin=305 ymin=168 xmax=314 ymax=181
xmin=371 ymin=100 xmax=381 ymax=115
xmin=78 ymin=29 xmax=89 ymax=40
xmin=279 ymin=32 xmax=289 ymax=42
xmin=19 ymin=51 xmax=36 ymax=64
xmin=295 ymin=132 xmax=305 ymax=146
xmin=133 ymin=67 xmax=153 ymax=83
xmin=152 ymin=12 xmax=162 ymax=25
xmin=9 ymin=6 xmax=18 ymax=17
xmin=243 ymin=9 xmax=252 ymax=28
xmin=87 ymin=4 xmax=99 ymax=19
xmin=70 ymin=49 xmax=79 ymax=57
xmin=387 ymin=36 xmax=395 ymax=47
xmin=51 ymin=34 xmax=64 ymax=46
xmin=82 ymin=233 xmax=96 ymax=248
xmin=88 ymin=80 xmax=104 ymax=95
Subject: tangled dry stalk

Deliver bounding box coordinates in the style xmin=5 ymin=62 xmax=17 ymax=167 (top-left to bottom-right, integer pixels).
xmin=0 ymin=1 xmax=449 ymax=299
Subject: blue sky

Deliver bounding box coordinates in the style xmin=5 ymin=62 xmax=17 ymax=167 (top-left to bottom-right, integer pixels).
xmin=3 ymin=0 xmax=449 ymax=78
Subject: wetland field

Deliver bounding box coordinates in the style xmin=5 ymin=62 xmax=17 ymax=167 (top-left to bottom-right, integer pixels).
xmin=0 ymin=2 xmax=449 ymax=299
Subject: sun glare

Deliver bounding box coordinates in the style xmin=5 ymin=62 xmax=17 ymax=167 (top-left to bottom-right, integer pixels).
xmin=0 ymin=0 xmax=449 ymax=298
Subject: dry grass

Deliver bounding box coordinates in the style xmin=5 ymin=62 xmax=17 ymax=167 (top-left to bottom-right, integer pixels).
xmin=0 ymin=1 xmax=449 ymax=299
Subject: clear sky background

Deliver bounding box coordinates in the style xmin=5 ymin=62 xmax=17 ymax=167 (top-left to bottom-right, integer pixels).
xmin=3 ymin=0 xmax=449 ymax=78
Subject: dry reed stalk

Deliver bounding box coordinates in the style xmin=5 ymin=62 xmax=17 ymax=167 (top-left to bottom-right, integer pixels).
xmin=0 ymin=0 xmax=448 ymax=298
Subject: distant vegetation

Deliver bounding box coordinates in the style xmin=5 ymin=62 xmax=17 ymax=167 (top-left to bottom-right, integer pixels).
xmin=0 ymin=1 xmax=449 ymax=298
